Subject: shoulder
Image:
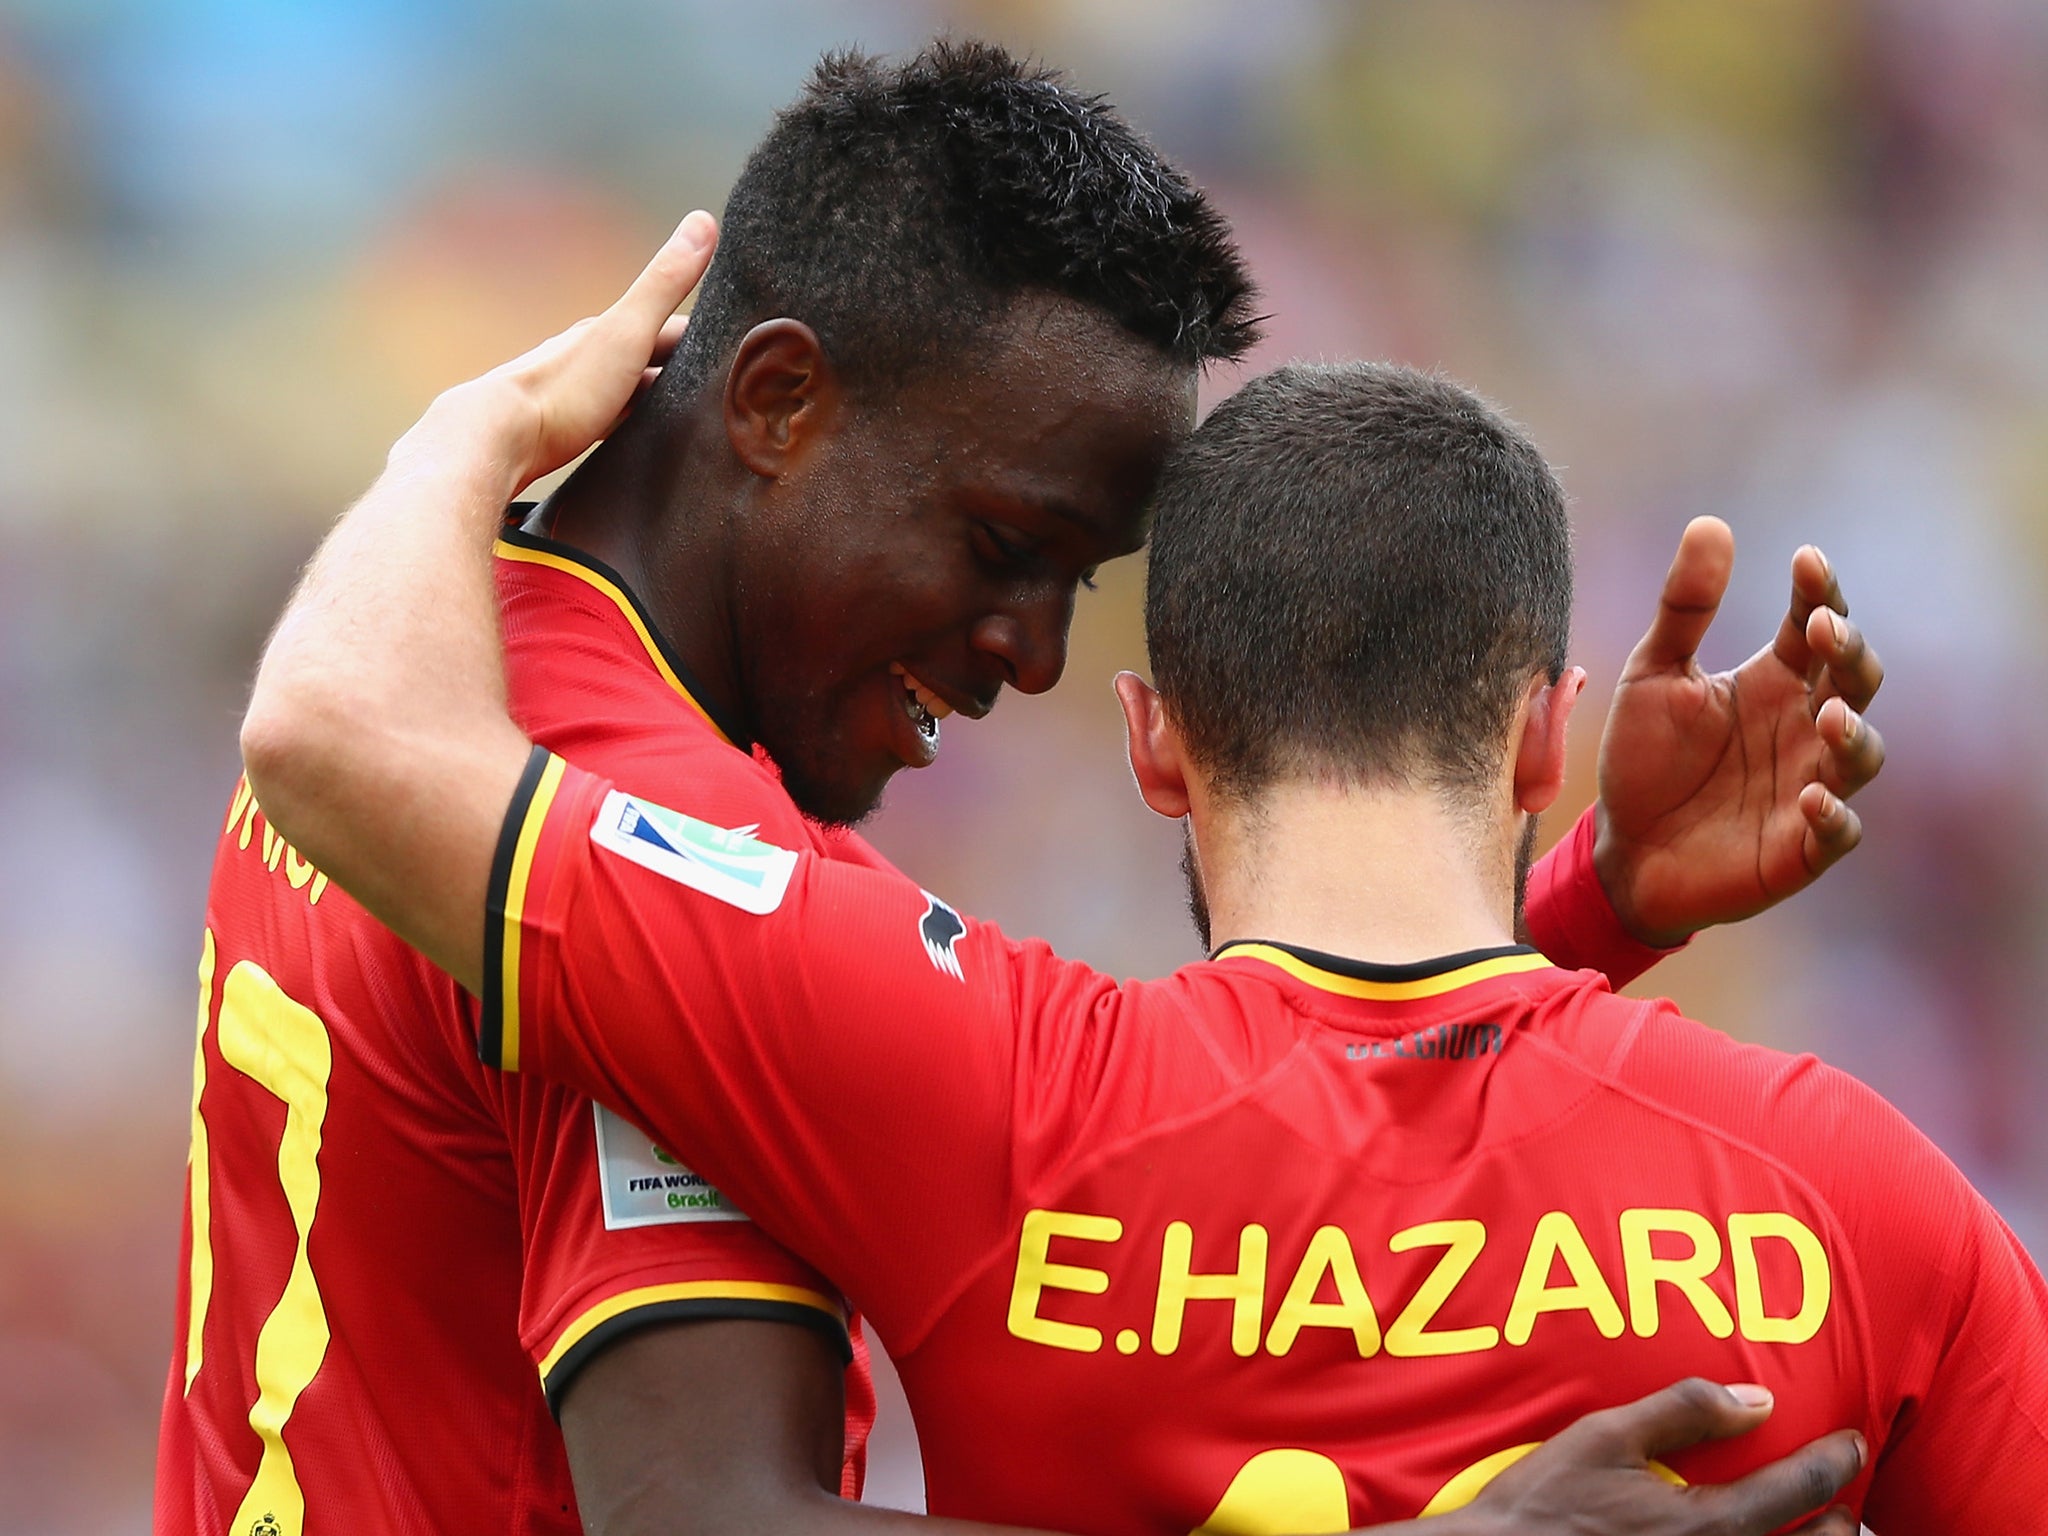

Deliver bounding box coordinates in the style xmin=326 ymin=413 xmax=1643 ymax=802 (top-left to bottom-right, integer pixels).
xmin=1599 ymin=998 xmax=1985 ymax=1251
xmin=1008 ymin=956 xmax=1311 ymax=1097
xmin=203 ymin=796 xmax=486 ymax=1102
xmin=805 ymin=821 xmax=905 ymax=875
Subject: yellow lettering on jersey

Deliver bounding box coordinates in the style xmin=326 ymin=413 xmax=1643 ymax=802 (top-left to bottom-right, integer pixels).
xmin=1194 ymin=1448 xmax=1351 ymax=1535
xmin=183 ymin=929 xmax=217 ymax=1394
xmin=1422 ymin=1442 xmax=1684 ymax=1516
xmin=1154 ymin=1221 xmax=1268 ymax=1357
xmin=1505 ymin=1211 xmax=1625 ymax=1346
xmin=219 ymin=960 xmax=334 ymax=1536
xmin=1265 ymin=1225 xmax=1381 ymax=1358
xmin=220 ymin=779 xmax=330 ymax=909
xmin=234 ymin=778 xmax=261 ymax=850
xmin=1385 ymin=1220 xmax=1498 ymax=1357
xmin=1729 ymin=1212 xmax=1830 ymax=1344
xmin=1008 ymin=1209 xmax=1121 ymax=1353
xmin=1620 ymin=1208 xmax=1733 ymax=1339
xmin=226 ymin=776 xmax=255 ymax=839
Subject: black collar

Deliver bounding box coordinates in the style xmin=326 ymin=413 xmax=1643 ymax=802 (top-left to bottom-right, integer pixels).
xmin=500 ymin=508 xmax=754 ymax=753
xmin=1209 ymin=939 xmax=1542 ymax=984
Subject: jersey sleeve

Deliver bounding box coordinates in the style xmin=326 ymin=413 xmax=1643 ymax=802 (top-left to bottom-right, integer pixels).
xmin=1522 ymin=804 xmax=1685 ymax=989
xmin=1836 ymin=1099 xmax=2048 ymax=1529
xmin=495 ymin=1071 xmax=851 ymax=1413
xmin=1618 ymin=1023 xmax=2048 ymax=1526
xmin=478 ymin=748 xmax=1069 ymax=1347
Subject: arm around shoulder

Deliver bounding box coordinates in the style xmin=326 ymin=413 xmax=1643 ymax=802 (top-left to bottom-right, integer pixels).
xmin=238 ymin=385 xmax=538 ymax=993
xmin=244 ymin=214 xmax=720 ymax=993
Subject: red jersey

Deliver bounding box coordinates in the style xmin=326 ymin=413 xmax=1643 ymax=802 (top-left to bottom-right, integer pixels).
xmin=483 ymin=749 xmax=2048 ymax=1535
xmin=156 ymin=528 xmax=877 ymax=1536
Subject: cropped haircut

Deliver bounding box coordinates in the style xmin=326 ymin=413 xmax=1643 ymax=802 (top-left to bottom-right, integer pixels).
xmin=652 ymin=40 xmax=1260 ymax=407
xmin=1145 ymin=363 xmax=1572 ymax=802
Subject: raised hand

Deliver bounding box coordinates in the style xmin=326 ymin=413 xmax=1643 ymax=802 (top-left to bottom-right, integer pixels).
xmin=1592 ymin=516 xmax=1886 ymax=949
xmin=244 ymin=212 xmax=718 ymax=991
xmin=418 ymin=208 xmax=716 ymax=496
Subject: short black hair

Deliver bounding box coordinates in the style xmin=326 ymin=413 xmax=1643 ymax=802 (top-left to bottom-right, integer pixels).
xmin=1145 ymin=363 xmax=1572 ymax=802
xmin=655 ymin=39 xmax=1259 ymax=404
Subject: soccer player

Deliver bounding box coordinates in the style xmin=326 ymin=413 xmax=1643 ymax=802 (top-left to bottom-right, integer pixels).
xmin=235 ymin=210 xmax=1949 ymax=1536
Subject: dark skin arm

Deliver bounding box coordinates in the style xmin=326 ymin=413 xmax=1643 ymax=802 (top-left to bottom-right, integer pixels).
xmin=561 ymin=1319 xmax=1862 ymax=1536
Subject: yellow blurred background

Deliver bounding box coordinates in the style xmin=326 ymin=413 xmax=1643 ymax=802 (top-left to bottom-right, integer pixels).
xmin=1 ymin=1 xmax=2043 ymax=1528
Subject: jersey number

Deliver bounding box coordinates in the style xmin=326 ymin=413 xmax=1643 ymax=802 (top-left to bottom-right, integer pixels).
xmin=1192 ymin=1439 xmax=1684 ymax=1531
xmin=185 ymin=929 xmax=335 ymax=1536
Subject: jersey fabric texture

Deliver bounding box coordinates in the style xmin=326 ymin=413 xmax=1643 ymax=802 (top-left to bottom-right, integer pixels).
xmin=484 ymin=750 xmax=2048 ymax=1536
xmin=155 ymin=529 xmax=875 ymax=1536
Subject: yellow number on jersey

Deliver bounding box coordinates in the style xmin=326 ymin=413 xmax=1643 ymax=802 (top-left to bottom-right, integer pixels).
xmin=185 ymin=934 xmax=335 ymax=1536
xmin=1190 ymin=1434 xmax=1687 ymax=1533
xmin=1421 ymin=1441 xmax=1686 ymax=1516
xmin=1193 ymin=1449 xmax=1351 ymax=1535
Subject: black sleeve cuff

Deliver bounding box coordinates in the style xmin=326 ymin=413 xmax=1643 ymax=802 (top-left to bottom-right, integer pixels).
xmin=541 ymin=1297 xmax=855 ymax=1418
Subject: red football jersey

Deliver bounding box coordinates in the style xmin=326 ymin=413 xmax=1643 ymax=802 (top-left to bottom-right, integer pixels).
xmin=484 ymin=750 xmax=2048 ymax=1535
xmin=155 ymin=529 xmax=876 ymax=1536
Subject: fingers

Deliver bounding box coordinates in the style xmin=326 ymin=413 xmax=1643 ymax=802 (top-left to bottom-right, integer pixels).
xmin=1627 ymin=517 xmax=1736 ymax=675
xmin=1786 ymin=1511 xmax=1861 ymax=1536
xmin=1803 ymin=602 xmax=1885 ymax=714
xmin=1815 ymin=694 xmax=1886 ymax=797
xmin=607 ymin=210 xmax=718 ymax=343
xmin=1562 ymin=1378 xmax=1774 ymax=1462
xmin=1773 ymin=543 xmax=1847 ymax=680
xmin=648 ymin=312 xmax=691 ymax=367
xmin=1800 ymin=781 xmax=1865 ymax=875
xmin=1697 ymin=1428 xmax=1866 ymax=1536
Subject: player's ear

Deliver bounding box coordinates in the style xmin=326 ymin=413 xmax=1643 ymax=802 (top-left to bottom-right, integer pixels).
xmin=1116 ymin=671 xmax=1191 ymax=819
xmin=1513 ymin=665 xmax=1585 ymax=815
xmin=724 ymin=319 xmax=841 ymax=479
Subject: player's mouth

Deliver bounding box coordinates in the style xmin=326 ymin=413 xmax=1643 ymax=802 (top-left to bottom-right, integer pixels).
xmin=888 ymin=662 xmax=956 ymax=767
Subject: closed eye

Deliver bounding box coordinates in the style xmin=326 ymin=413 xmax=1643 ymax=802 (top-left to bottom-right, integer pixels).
xmin=972 ymin=518 xmax=1097 ymax=593
xmin=972 ymin=520 xmax=1034 ymax=573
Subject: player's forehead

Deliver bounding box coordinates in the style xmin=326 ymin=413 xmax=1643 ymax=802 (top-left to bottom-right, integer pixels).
xmin=891 ymin=297 xmax=1196 ymax=540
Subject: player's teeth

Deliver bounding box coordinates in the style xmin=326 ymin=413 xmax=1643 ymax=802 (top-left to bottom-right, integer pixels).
xmin=907 ymin=675 xmax=954 ymax=718
xmin=892 ymin=664 xmax=940 ymax=745
xmin=890 ymin=664 xmax=955 ymax=721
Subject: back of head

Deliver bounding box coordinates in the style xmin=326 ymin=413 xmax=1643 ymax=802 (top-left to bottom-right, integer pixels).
xmin=1145 ymin=362 xmax=1572 ymax=803
xmin=652 ymin=39 xmax=1260 ymax=406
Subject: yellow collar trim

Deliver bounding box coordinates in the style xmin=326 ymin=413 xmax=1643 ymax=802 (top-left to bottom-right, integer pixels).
xmin=1214 ymin=943 xmax=1555 ymax=1001
xmin=495 ymin=537 xmax=732 ymax=745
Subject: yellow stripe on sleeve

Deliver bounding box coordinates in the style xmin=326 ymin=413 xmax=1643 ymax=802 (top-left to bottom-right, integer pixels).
xmin=537 ymin=1281 xmax=845 ymax=1381
xmin=497 ymin=752 xmax=568 ymax=1074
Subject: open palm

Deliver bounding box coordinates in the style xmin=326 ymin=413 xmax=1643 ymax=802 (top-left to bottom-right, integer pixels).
xmin=1593 ymin=519 xmax=1886 ymax=949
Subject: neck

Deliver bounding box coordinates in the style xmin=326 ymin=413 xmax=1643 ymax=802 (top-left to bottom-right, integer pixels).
xmin=1198 ymin=779 xmax=1520 ymax=963
xmin=535 ymin=406 xmax=751 ymax=732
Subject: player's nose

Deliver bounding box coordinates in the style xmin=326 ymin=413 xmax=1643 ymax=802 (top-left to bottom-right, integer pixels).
xmin=969 ymin=593 xmax=1072 ymax=697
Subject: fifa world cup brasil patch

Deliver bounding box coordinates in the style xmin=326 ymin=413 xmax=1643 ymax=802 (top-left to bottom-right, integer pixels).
xmin=590 ymin=790 xmax=797 ymax=914
xmin=592 ymin=1103 xmax=750 ymax=1228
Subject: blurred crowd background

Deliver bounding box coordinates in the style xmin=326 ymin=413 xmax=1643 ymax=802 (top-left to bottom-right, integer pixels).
xmin=1 ymin=0 xmax=2043 ymax=1528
